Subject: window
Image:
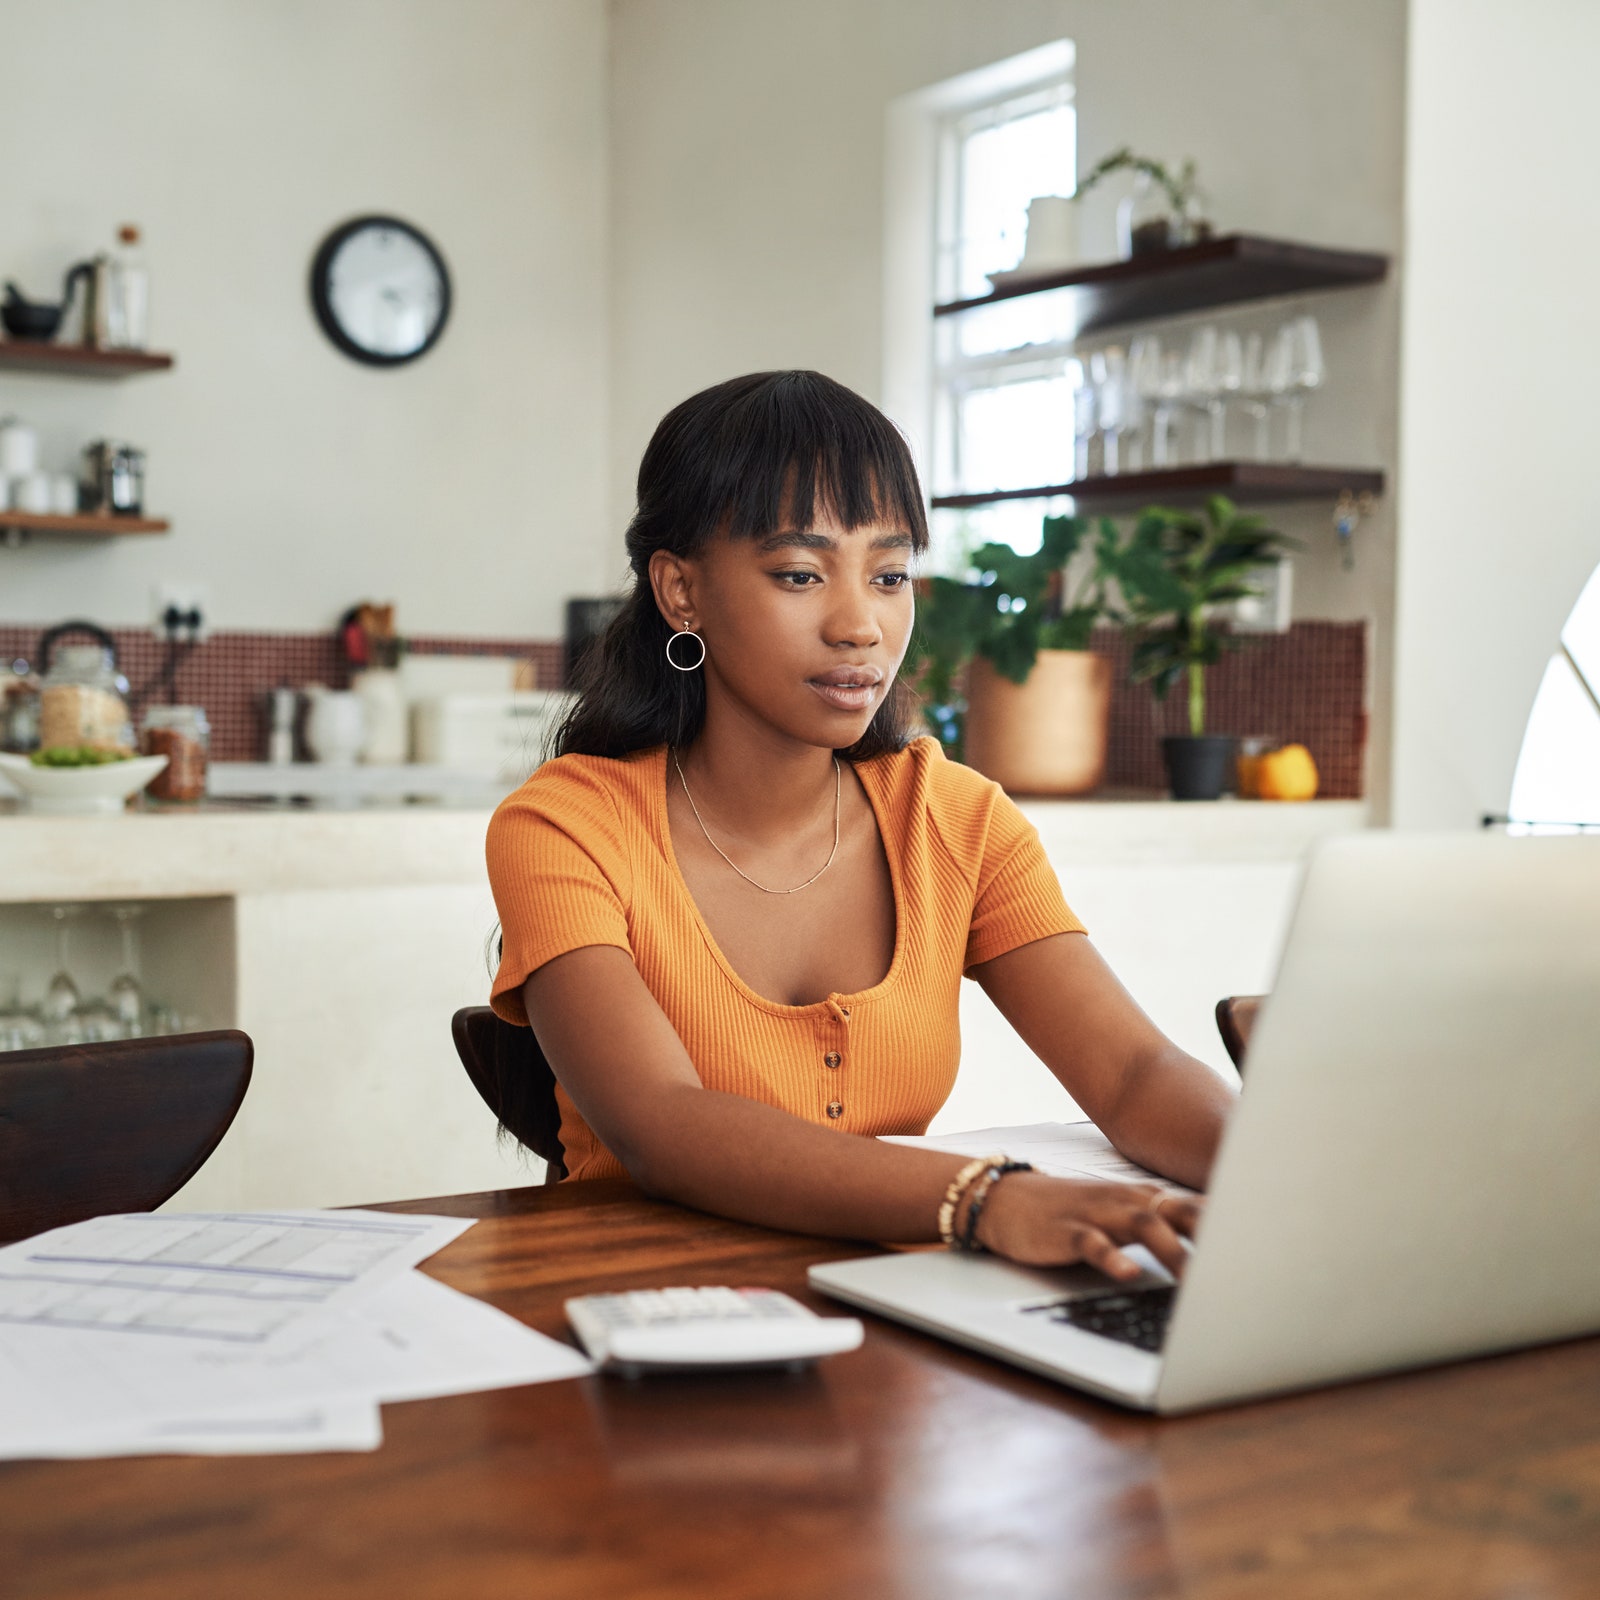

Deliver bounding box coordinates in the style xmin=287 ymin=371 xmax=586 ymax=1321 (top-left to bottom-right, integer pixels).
xmin=1508 ymin=562 xmax=1600 ymax=829
xmin=931 ymin=72 xmax=1077 ymax=562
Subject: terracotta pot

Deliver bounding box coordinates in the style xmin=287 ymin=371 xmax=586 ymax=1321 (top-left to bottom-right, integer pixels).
xmin=964 ymin=650 xmax=1111 ymax=795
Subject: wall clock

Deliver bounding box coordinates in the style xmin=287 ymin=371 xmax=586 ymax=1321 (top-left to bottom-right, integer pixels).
xmin=310 ymin=215 xmax=451 ymax=366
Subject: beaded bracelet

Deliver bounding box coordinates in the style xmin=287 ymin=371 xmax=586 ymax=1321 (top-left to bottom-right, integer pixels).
xmin=937 ymin=1156 xmax=998 ymax=1248
xmin=957 ymin=1159 xmax=1036 ymax=1254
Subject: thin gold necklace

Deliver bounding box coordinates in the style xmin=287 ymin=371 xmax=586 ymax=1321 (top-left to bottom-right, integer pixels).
xmin=673 ymin=749 xmax=842 ymax=894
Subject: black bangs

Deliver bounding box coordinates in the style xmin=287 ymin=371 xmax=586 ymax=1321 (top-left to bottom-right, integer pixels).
xmin=627 ymin=370 xmax=927 ymax=570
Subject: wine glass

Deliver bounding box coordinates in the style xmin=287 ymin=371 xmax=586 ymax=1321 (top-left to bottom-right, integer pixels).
xmin=1124 ymin=336 xmax=1166 ymax=472
xmin=1070 ymin=357 xmax=1098 ymax=480
xmin=0 ymin=973 xmax=44 ymax=1053
xmin=1183 ymin=326 xmax=1220 ymax=463
xmin=1265 ymin=325 xmax=1296 ymax=459
xmin=1240 ymin=331 xmax=1273 ymax=458
xmin=108 ymin=904 xmax=146 ymax=1037
xmin=1213 ymin=330 xmax=1243 ymax=459
xmin=1153 ymin=349 xmax=1185 ymax=466
xmin=41 ymin=905 xmax=82 ymax=1043
xmin=1283 ymin=316 xmax=1326 ymax=463
xmin=1091 ymin=346 xmax=1129 ymax=476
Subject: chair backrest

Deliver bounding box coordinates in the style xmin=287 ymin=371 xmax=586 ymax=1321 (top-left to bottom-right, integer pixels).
xmin=0 ymin=1029 xmax=253 ymax=1245
xmin=1215 ymin=995 xmax=1264 ymax=1072
xmin=451 ymin=1007 xmax=567 ymax=1181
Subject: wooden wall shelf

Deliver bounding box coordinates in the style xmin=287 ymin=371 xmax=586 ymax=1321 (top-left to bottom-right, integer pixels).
xmin=934 ymin=234 xmax=1389 ymax=336
xmin=0 ymin=343 xmax=175 ymax=378
xmin=0 ymin=511 xmax=169 ymax=538
xmin=930 ymin=461 xmax=1385 ymax=511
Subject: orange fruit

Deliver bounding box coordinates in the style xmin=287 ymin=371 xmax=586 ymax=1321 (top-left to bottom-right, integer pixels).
xmin=1256 ymin=743 xmax=1319 ymax=801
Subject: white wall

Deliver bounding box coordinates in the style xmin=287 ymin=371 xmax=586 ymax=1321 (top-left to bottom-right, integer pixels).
xmin=1392 ymin=0 xmax=1600 ymax=827
xmin=607 ymin=0 xmax=1407 ymax=807
xmin=0 ymin=0 xmax=609 ymax=639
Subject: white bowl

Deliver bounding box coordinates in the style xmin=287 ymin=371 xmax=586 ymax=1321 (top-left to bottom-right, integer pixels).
xmin=0 ymin=752 xmax=169 ymax=814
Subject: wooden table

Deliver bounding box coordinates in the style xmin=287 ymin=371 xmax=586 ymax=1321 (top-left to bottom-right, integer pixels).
xmin=5 ymin=1179 xmax=1600 ymax=1599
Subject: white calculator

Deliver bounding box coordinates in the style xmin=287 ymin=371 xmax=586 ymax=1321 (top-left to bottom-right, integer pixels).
xmin=565 ymin=1286 xmax=864 ymax=1376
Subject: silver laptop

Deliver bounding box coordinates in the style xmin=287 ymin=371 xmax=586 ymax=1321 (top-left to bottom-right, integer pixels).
xmin=810 ymin=832 xmax=1600 ymax=1413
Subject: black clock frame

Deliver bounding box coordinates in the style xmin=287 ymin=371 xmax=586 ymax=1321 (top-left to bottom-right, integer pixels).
xmin=309 ymin=214 xmax=452 ymax=367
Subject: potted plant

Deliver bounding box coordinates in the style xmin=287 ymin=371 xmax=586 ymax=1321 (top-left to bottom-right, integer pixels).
xmin=1102 ymin=496 xmax=1297 ymax=800
xmin=1075 ymin=146 xmax=1210 ymax=258
xmin=904 ymin=514 xmax=1120 ymax=795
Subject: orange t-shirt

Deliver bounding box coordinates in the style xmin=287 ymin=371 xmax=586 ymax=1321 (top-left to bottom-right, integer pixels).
xmin=486 ymin=737 xmax=1085 ymax=1180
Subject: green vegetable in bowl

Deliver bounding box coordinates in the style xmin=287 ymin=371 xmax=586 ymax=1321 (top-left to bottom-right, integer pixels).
xmin=29 ymin=746 xmax=135 ymax=768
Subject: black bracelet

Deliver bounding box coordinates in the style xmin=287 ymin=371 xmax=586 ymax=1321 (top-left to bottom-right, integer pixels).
xmin=959 ymin=1160 xmax=1035 ymax=1253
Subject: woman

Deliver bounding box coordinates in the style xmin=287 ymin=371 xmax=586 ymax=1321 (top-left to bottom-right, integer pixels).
xmin=488 ymin=370 xmax=1235 ymax=1280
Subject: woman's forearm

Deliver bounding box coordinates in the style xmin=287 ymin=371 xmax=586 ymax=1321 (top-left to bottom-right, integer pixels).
xmin=619 ymin=1083 xmax=971 ymax=1242
xmin=1100 ymin=1045 xmax=1234 ymax=1190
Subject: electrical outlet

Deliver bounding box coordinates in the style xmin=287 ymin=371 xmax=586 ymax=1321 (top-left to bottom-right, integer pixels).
xmin=1229 ymin=562 xmax=1292 ymax=635
xmin=152 ymin=583 xmax=211 ymax=642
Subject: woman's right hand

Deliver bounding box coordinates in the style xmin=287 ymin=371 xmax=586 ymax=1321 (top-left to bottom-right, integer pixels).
xmin=970 ymin=1171 xmax=1202 ymax=1280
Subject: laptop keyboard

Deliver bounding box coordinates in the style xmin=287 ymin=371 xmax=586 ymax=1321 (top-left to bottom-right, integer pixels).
xmin=1026 ymin=1285 xmax=1176 ymax=1354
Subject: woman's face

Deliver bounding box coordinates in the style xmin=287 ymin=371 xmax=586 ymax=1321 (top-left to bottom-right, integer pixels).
xmin=652 ymin=508 xmax=916 ymax=751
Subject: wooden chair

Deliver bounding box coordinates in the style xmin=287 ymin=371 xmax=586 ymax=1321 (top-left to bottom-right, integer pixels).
xmin=1215 ymin=995 xmax=1264 ymax=1073
xmin=0 ymin=1029 xmax=253 ymax=1246
xmin=451 ymin=1007 xmax=567 ymax=1182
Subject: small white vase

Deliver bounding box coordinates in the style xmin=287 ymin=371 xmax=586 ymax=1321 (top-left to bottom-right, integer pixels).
xmin=354 ymin=668 xmax=407 ymax=765
xmin=303 ymin=686 xmax=366 ymax=766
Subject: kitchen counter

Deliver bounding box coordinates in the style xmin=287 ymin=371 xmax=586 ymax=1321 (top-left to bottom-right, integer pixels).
xmin=0 ymin=793 xmax=1370 ymax=1208
xmin=0 ymin=793 xmax=1367 ymax=903
xmin=0 ymin=803 xmax=495 ymax=901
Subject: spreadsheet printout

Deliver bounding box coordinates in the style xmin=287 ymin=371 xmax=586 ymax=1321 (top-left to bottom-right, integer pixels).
xmin=0 ymin=1210 xmax=472 ymax=1343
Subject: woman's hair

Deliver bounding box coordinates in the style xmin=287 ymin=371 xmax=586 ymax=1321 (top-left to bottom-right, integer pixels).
xmin=554 ymin=370 xmax=929 ymax=762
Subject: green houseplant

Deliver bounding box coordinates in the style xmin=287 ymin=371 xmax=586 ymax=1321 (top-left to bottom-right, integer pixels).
xmin=1103 ymin=496 xmax=1297 ymax=800
xmin=1075 ymin=146 xmax=1210 ymax=257
xmin=904 ymin=514 xmax=1120 ymax=792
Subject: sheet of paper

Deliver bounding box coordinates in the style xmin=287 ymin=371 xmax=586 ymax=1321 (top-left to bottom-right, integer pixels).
xmin=0 ymin=1268 xmax=591 ymax=1459
xmin=1 ymin=1403 xmax=383 ymax=1460
xmin=882 ymin=1120 xmax=1198 ymax=1197
xmin=0 ymin=1209 xmax=473 ymax=1345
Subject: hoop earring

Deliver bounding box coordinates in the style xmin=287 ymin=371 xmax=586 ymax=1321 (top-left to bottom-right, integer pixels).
xmin=665 ymin=625 xmax=706 ymax=672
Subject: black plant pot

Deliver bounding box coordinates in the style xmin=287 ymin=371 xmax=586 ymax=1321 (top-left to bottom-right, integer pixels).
xmin=1162 ymin=735 xmax=1236 ymax=801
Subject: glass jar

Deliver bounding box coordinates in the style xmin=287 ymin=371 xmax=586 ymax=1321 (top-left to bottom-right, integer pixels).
xmin=142 ymin=705 xmax=210 ymax=802
xmin=38 ymin=642 xmax=133 ymax=754
xmin=1117 ymin=171 xmax=1180 ymax=259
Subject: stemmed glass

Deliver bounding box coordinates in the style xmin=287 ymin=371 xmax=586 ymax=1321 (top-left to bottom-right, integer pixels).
xmin=1091 ymin=346 xmax=1129 ymax=476
xmin=1183 ymin=326 xmax=1219 ymax=462
xmin=108 ymin=904 xmax=146 ymax=1038
xmin=0 ymin=974 xmax=44 ymax=1053
xmin=1153 ymin=349 xmax=1186 ymax=466
xmin=1265 ymin=326 xmax=1295 ymax=458
xmin=1070 ymin=357 xmax=1097 ymax=480
xmin=1282 ymin=316 xmax=1325 ymax=462
xmin=41 ymin=905 xmax=83 ymax=1045
xmin=1240 ymin=332 xmax=1274 ymax=458
xmin=1126 ymin=335 xmax=1163 ymax=471
xmin=1213 ymin=330 xmax=1243 ymax=459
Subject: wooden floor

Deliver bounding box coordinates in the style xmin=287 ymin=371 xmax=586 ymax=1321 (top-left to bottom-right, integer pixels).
xmin=5 ymin=1178 xmax=1600 ymax=1599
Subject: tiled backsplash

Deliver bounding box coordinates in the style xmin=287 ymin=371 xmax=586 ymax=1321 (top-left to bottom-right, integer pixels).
xmin=1 ymin=626 xmax=563 ymax=763
xmin=1 ymin=619 xmax=1365 ymax=795
xmin=1094 ymin=620 xmax=1366 ymax=798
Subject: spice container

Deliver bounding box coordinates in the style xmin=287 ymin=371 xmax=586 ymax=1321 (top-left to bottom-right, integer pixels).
xmin=141 ymin=705 xmax=209 ymax=801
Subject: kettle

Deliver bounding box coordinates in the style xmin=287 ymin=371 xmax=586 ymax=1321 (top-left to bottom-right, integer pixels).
xmin=0 ymin=259 xmax=112 ymax=345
